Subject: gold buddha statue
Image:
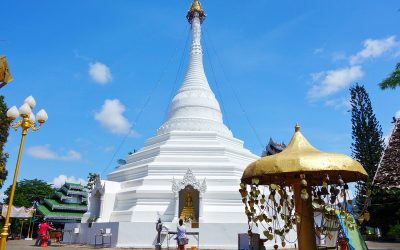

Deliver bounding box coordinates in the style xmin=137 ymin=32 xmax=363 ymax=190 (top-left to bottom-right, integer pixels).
xmin=180 ymin=193 xmax=196 ymax=221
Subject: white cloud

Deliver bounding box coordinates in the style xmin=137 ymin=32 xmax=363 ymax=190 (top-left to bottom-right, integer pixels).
xmin=89 ymin=62 xmax=112 ymax=84
xmin=0 ymin=192 xmax=8 ymax=202
xmin=60 ymin=150 xmax=81 ymax=161
xmin=51 ymin=174 xmax=87 ymax=188
xmin=95 ymin=99 xmax=132 ymax=135
xmin=325 ymin=98 xmax=351 ymax=110
xmin=27 ymin=145 xmax=82 ymax=161
xmin=350 ymin=36 xmax=398 ymax=65
xmin=103 ymin=146 xmax=115 ymax=153
xmin=396 ymin=110 xmax=400 ymax=119
xmin=313 ymin=48 xmax=324 ymax=54
xmin=308 ymin=66 xmax=364 ymax=100
xmin=331 ymin=51 xmax=346 ymax=62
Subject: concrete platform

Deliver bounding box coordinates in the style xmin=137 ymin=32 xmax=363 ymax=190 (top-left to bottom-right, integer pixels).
xmin=3 ymin=239 xmax=400 ymax=250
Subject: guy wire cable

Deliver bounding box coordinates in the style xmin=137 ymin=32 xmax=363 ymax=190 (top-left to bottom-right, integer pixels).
xmin=203 ymin=31 xmax=231 ymax=129
xmin=100 ymin=25 xmax=189 ymax=176
xmin=203 ymin=28 xmax=265 ymax=150
xmin=163 ymin=26 xmax=191 ymax=122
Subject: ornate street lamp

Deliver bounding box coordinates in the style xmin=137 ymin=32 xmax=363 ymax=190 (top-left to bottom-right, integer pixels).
xmin=0 ymin=96 xmax=48 ymax=250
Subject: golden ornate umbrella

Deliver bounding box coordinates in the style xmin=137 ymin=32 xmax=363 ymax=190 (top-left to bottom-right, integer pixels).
xmin=0 ymin=56 xmax=12 ymax=88
xmin=241 ymin=124 xmax=368 ymax=250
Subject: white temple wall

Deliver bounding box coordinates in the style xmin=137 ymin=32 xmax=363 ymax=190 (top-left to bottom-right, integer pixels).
xmin=64 ymin=221 xmax=297 ymax=249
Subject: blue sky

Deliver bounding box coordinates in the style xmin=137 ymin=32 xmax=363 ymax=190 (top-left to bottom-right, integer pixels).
xmin=1 ymin=1 xmax=399 ymax=194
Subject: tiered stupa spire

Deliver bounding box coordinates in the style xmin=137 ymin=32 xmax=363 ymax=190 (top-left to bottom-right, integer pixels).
xmin=79 ymin=2 xmax=260 ymax=248
xmin=186 ymin=0 xmax=206 ymax=23
xmin=158 ymin=0 xmax=232 ymax=136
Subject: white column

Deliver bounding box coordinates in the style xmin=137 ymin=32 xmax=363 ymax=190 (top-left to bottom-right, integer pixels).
xmin=199 ymin=193 xmax=203 ymax=222
xmin=173 ymin=193 xmax=179 ymax=222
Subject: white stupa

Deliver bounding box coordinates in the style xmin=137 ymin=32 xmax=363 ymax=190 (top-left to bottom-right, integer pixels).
xmin=65 ymin=1 xmax=259 ymax=248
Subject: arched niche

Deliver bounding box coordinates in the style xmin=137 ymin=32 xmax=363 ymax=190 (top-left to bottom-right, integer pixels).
xmin=172 ymin=169 xmax=206 ymax=223
xmin=178 ymin=185 xmax=200 ymax=221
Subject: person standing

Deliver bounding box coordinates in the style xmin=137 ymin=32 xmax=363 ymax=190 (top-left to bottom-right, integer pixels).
xmin=34 ymin=222 xmax=42 ymax=246
xmin=176 ymin=219 xmax=187 ymax=250
xmin=37 ymin=220 xmax=55 ymax=246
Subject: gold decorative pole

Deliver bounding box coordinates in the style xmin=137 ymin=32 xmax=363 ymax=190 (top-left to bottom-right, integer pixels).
xmin=0 ymin=96 xmax=48 ymax=250
xmin=0 ymin=130 xmax=27 ymax=249
xmin=293 ymin=182 xmax=317 ymax=250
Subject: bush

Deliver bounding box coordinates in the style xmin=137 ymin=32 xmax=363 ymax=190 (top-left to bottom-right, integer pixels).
xmin=387 ymin=224 xmax=400 ymax=241
xmin=368 ymin=189 xmax=400 ymax=239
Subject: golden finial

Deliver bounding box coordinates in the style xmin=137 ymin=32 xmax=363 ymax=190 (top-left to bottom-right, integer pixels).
xmin=187 ymin=0 xmax=206 ymax=24
xmin=295 ymin=123 xmax=300 ymax=132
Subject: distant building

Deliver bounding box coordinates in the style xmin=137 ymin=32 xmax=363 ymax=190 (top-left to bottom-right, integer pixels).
xmin=262 ymin=138 xmax=287 ymax=156
xmin=373 ymin=118 xmax=400 ymax=189
xmin=36 ymin=183 xmax=88 ymax=226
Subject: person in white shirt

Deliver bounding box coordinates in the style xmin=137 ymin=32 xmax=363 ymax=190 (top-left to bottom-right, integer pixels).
xmin=176 ymin=219 xmax=187 ymax=250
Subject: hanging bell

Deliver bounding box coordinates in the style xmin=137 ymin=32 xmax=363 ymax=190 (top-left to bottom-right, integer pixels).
xmin=338 ymin=175 xmax=344 ymax=186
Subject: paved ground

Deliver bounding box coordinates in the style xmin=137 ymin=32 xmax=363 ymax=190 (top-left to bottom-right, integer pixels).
xmin=366 ymin=241 xmax=400 ymax=250
xmin=4 ymin=239 xmax=400 ymax=249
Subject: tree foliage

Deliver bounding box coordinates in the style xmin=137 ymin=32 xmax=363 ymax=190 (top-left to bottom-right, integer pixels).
xmin=350 ymin=84 xmax=384 ymax=180
xmin=86 ymin=172 xmax=100 ymax=192
xmin=4 ymin=179 xmax=54 ymax=208
xmin=368 ymin=189 xmax=400 ymax=238
xmin=0 ymin=95 xmax=10 ymax=189
xmin=379 ymin=62 xmax=400 ymax=90
xmin=350 ymin=84 xmax=384 ymax=219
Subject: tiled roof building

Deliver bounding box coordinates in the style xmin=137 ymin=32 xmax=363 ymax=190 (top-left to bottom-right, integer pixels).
xmin=262 ymin=138 xmax=287 ymax=156
xmin=36 ymin=182 xmax=88 ymax=223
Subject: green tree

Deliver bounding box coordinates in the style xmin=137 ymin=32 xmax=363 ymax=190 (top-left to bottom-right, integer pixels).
xmin=0 ymin=95 xmax=10 ymax=189
xmin=4 ymin=179 xmax=54 ymax=208
xmin=350 ymin=84 xmax=384 ymax=181
xmin=350 ymin=84 xmax=384 ymax=216
xmin=379 ymin=62 xmax=400 ymax=90
xmin=86 ymin=172 xmax=100 ymax=192
xmin=368 ymin=189 xmax=400 ymax=239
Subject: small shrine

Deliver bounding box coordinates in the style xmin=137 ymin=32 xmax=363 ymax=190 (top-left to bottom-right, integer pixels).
xmin=172 ymin=169 xmax=206 ymax=225
xmin=36 ymin=183 xmax=88 ymax=225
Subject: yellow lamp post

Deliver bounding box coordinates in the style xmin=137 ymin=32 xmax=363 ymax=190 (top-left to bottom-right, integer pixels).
xmin=0 ymin=96 xmax=48 ymax=250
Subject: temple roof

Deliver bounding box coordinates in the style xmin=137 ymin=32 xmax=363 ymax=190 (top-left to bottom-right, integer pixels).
xmin=64 ymin=182 xmax=85 ymax=190
xmin=43 ymin=199 xmax=87 ymax=212
xmin=262 ymin=138 xmax=286 ymax=156
xmin=37 ymin=204 xmax=84 ymax=221
xmin=36 ymin=182 xmax=88 ymax=222
xmin=373 ymin=118 xmax=400 ymax=189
